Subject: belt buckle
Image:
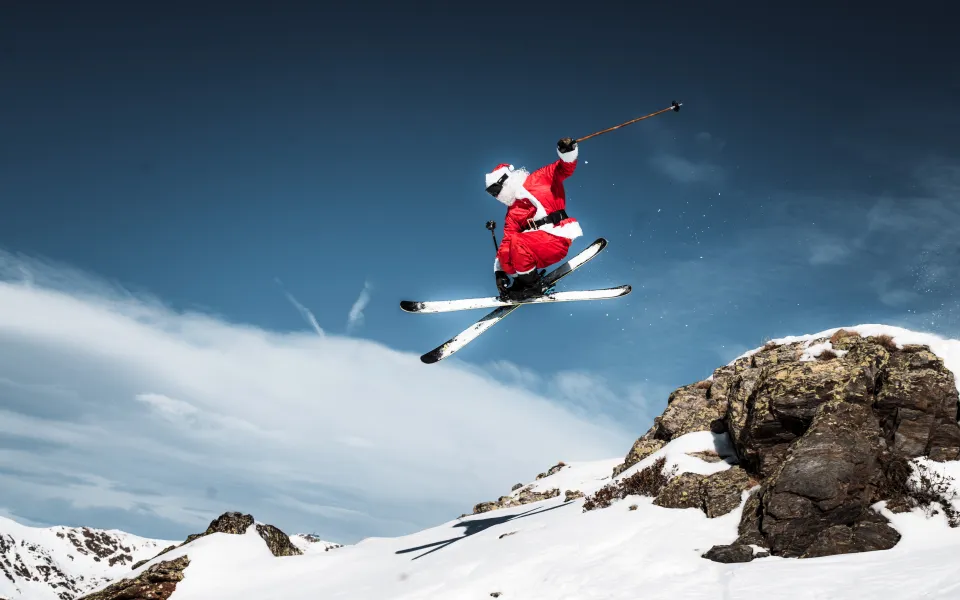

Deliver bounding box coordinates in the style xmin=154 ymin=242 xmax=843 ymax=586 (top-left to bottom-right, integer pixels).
xmin=525 ymin=217 xmax=538 ymax=231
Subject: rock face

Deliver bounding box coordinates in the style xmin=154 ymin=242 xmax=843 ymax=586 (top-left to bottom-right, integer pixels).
xmin=612 ymin=329 xmax=960 ymax=561
xmin=77 ymin=556 xmax=189 ymax=600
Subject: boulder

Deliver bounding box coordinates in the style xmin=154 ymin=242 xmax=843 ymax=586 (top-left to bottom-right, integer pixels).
xmin=614 ymin=331 xmax=960 ymax=561
xmin=701 ymin=544 xmax=755 ymax=563
xmin=737 ymin=401 xmax=897 ymax=557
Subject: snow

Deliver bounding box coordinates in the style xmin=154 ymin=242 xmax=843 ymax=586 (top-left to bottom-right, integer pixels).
xmin=0 ymin=515 xmax=176 ymax=600
xmin=288 ymin=534 xmax=342 ymax=555
xmin=115 ymin=430 xmax=958 ymax=599
xmin=18 ymin=324 xmax=960 ymax=599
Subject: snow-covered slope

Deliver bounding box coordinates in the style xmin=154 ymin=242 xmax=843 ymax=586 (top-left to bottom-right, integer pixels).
xmin=101 ymin=429 xmax=960 ymax=599
xmin=288 ymin=534 xmax=343 ymax=555
xmin=0 ymin=516 xmax=177 ymax=600
xmin=30 ymin=325 xmax=960 ymax=598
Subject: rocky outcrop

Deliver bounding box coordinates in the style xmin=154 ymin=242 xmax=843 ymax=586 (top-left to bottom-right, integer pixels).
xmin=536 ymin=461 xmax=567 ymax=480
xmin=78 ymin=556 xmax=189 ymax=600
xmin=131 ymin=511 xmax=302 ymax=576
xmin=473 ymin=487 xmax=561 ymax=514
xmin=612 ymin=439 xmax=665 ymax=477
xmin=183 ymin=511 xmax=254 ymax=545
xmin=255 ymin=524 xmax=302 ymax=557
xmin=613 ymin=330 xmax=960 ymax=561
xmin=652 ymin=467 xmax=756 ymax=518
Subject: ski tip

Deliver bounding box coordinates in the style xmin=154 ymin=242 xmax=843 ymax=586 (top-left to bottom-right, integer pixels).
xmin=400 ymin=300 xmax=425 ymax=313
xmin=420 ymin=349 xmax=443 ymax=364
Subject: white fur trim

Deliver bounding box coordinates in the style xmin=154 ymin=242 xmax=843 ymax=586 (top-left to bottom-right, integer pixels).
xmin=523 ymin=220 xmax=583 ymax=240
xmin=514 ymin=186 xmax=547 ymax=220
xmin=557 ymin=145 xmax=578 ymax=162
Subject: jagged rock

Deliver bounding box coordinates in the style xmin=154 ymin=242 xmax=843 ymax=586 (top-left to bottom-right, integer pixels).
xmin=564 ymin=490 xmax=584 ymax=502
xmin=651 ymin=468 xmax=754 ymax=518
xmin=473 ymin=488 xmax=560 ymax=514
xmin=701 ymin=468 xmax=757 ymax=518
xmin=536 ymin=462 xmax=567 ymax=479
xmin=875 ymin=345 xmax=960 ymax=461
xmin=511 ymin=483 xmax=524 ymax=491
xmin=472 ymin=502 xmax=500 ymax=514
xmin=731 ymin=355 xmax=877 ymax=477
xmin=255 ymin=524 xmax=302 ymax=557
xmin=701 ymin=544 xmax=755 ymax=563
xmin=645 ymin=383 xmax=727 ymax=442
xmin=611 ymin=439 xmax=665 ymax=477
xmin=77 ymin=555 xmax=189 ymax=600
xmin=183 ymin=511 xmax=254 ymax=546
xmin=739 ymin=401 xmax=896 ymax=557
xmin=653 ymin=473 xmax=704 ymax=510
xmin=735 ymin=488 xmax=766 ymax=547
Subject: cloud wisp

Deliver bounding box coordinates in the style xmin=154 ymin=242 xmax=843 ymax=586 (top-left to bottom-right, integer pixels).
xmin=0 ymin=251 xmax=634 ymax=544
xmin=275 ymin=278 xmax=324 ymax=337
xmin=346 ymin=280 xmax=372 ymax=333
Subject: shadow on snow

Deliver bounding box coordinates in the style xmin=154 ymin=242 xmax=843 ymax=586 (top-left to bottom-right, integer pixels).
xmin=395 ymin=501 xmax=573 ymax=560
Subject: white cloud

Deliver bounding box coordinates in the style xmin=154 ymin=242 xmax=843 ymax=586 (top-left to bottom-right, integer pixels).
xmin=136 ymin=393 xmax=200 ymax=418
xmin=346 ymin=281 xmax=372 ymax=333
xmin=0 ymin=251 xmax=633 ymax=543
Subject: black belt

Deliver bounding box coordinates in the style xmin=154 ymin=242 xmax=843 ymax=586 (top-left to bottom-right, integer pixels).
xmin=521 ymin=209 xmax=569 ymax=231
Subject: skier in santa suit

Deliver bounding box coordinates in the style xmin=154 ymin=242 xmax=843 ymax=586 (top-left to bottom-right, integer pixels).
xmin=485 ymin=137 xmax=583 ymax=300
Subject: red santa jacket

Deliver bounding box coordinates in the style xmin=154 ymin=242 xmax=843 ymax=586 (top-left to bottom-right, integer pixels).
xmin=496 ymin=145 xmax=584 ymax=241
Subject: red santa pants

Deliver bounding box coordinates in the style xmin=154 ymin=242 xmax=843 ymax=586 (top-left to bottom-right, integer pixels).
xmin=497 ymin=231 xmax=572 ymax=275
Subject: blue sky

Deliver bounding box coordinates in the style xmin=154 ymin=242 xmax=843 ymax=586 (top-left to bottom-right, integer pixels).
xmin=1 ymin=2 xmax=959 ymax=543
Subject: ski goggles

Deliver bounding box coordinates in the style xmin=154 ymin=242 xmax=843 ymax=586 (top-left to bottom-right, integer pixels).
xmin=486 ymin=172 xmax=509 ymax=198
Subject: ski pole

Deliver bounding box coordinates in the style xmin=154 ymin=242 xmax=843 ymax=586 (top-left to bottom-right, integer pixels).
xmin=485 ymin=220 xmax=498 ymax=252
xmin=575 ymin=100 xmax=681 ymax=143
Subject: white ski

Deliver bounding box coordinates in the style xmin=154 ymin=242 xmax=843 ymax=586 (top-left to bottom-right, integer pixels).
xmin=401 ymin=285 xmax=630 ymax=314
xmin=415 ymin=238 xmax=620 ymax=364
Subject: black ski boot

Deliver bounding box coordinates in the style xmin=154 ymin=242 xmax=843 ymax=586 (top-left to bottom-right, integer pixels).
xmin=500 ymin=270 xmax=546 ymax=302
